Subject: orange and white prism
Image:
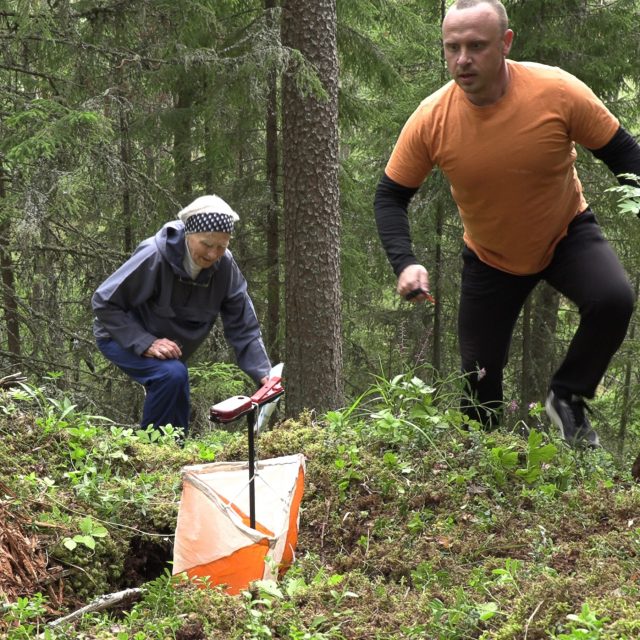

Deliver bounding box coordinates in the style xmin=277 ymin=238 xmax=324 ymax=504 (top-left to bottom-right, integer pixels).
xmin=172 ymin=454 xmax=305 ymax=595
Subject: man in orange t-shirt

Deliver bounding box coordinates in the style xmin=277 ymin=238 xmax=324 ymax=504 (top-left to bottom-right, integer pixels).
xmin=374 ymin=0 xmax=640 ymax=446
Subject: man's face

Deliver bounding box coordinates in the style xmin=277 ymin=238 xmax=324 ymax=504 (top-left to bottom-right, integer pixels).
xmin=186 ymin=231 xmax=230 ymax=269
xmin=442 ymin=3 xmax=513 ymax=106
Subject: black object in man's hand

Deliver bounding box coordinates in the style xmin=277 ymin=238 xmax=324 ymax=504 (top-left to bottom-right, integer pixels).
xmin=405 ymin=288 xmax=436 ymax=303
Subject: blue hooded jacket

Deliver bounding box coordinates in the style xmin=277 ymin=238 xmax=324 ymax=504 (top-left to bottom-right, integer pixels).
xmin=92 ymin=221 xmax=270 ymax=383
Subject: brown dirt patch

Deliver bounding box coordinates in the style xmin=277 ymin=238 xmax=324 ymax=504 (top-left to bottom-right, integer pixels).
xmin=0 ymin=487 xmax=65 ymax=611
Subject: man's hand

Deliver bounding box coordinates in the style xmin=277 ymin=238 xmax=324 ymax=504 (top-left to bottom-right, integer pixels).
xmin=397 ymin=264 xmax=431 ymax=303
xmin=144 ymin=338 xmax=182 ymax=360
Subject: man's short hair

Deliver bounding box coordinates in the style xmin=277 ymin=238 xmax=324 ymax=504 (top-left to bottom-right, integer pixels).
xmin=450 ymin=0 xmax=509 ymax=33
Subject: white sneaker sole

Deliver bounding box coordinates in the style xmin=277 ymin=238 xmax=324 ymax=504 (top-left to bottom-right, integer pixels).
xmin=545 ymin=396 xmax=567 ymax=440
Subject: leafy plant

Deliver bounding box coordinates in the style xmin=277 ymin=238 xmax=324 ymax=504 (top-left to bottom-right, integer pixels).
xmin=3 ymin=593 xmax=50 ymax=639
xmin=62 ymin=516 xmax=108 ymax=551
xmin=334 ymin=443 xmax=364 ymax=500
xmin=135 ymin=424 xmax=184 ymax=445
xmin=515 ymin=429 xmax=558 ymax=484
xmin=188 ymin=362 xmax=254 ymax=433
xmin=553 ymin=603 xmax=609 ymax=639
xmin=491 ymin=558 xmax=523 ymax=597
xmin=606 ymin=174 xmax=640 ymax=216
xmin=486 ymin=429 xmax=557 ymax=487
xmin=426 ymin=587 xmax=497 ymax=637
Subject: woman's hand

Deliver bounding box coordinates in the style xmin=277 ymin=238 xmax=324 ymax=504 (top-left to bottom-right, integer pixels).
xmin=144 ymin=338 xmax=182 ymax=360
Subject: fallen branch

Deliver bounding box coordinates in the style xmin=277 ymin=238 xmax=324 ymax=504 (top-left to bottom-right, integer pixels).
xmin=524 ymin=600 xmax=544 ymax=640
xmin=0 ymin=372 xmax=26 ymax=389
xmin=47 ymin=587 xmax=145 ymax=630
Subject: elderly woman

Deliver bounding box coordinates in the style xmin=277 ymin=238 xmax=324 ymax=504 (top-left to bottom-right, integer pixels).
xmin=92 ymin=195 xmax=270 ymax=436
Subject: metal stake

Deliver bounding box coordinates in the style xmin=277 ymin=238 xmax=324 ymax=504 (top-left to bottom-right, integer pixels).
xmin=247 ymin=406 xmax=256 ymax=529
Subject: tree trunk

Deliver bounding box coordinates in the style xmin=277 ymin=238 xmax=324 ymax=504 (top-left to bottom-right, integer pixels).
xmin=115 ymin=17 xmax=134 ymax=253
xmin=521 ymin=283 xmax=560 ymax=415
xmin=430 ymin=195 xmax=444 ymax=374
xmin=173 ymin=83 xmax=194 ymax=205
xmin=521 ymin=296 xmax=533 ymax=410
xmin=281 ymin=0 xmax=343 ymax=416
xmin=119 ymin=106 xmax=134 ymax=254
xmin=617 ymin=274 xmax=639 ymax=457
xmin=0 ymin=165 xmax=21 ymax=360
xmin=265 ymin=0 xmax=281 ymax=363
xmin=429 ymin=0 xmax=447 ymax=376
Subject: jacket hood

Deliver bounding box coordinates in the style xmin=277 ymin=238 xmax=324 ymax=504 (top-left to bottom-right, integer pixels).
xmin=154 ymin=221 xmax=222 ymax=282
xmin=154 ymin=221 xmax=189 ymax=277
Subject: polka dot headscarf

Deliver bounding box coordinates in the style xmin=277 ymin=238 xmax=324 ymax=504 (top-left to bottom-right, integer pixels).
xmin=177 ymin=195 xmax=240 ymax=235
xmin=184 ymin=211 xmax=235 ymax=234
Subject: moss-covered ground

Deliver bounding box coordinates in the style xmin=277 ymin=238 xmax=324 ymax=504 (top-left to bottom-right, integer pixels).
xmin=1 ymin=374 xmax=639 ymax=639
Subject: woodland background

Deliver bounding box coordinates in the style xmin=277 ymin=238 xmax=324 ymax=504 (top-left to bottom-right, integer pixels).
xmin=1 ymin=0 xmax=640 ymax=461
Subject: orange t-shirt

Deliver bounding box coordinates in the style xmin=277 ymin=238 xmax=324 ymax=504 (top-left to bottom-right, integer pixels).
xmin=385 ymin=61 xmax=619 ymax=274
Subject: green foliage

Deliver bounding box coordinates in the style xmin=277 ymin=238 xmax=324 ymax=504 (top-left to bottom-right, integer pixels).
xmin=607 ymin=174 xmax=640 ymax=217
xmin=488 ymin=428 xmax=558 ymax=487
xmin=62 ymin=517 xmax=108 ymax=552
xmin=3 ymin=593 xmax=50 ymax=640
xmin=1 ymin=0 xmax=640 ymax=634
xmin=2 ymin=99 xmax=110 ymax=168
xmin=3 ymin=370 xmax=640 ymax=638
xmin=188 ymin=361 xmax=254 ymax=434
xmin=506 ymin=0 xmax=640 ymax=102
xmin=491 ymin=558 xmax=524 ymax=596
xmin=0 ymin=381 xmax=195 ymax=607
xmin=553 ymin=603 xmax=609 ymax=640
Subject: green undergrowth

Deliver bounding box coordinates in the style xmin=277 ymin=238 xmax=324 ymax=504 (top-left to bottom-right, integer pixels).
xmin=1 ymin=373 xmax=640 ymax=639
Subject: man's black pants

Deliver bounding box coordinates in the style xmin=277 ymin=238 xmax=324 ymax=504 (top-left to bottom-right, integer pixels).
xmin=458 ymin=210 xmax=635 ymax=426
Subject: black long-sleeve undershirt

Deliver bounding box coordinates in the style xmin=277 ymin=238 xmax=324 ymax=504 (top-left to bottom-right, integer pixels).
xmin=374 ymin=126 xmax=640 ymax=276
xmin=588 ymin=126 xmax=640 ymax=186
xmin=374 ymin=174 xmax=419 ymax=277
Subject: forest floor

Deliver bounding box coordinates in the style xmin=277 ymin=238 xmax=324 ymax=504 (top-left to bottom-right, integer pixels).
xmin=1 ymin=374 xmax=640 ymax=639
